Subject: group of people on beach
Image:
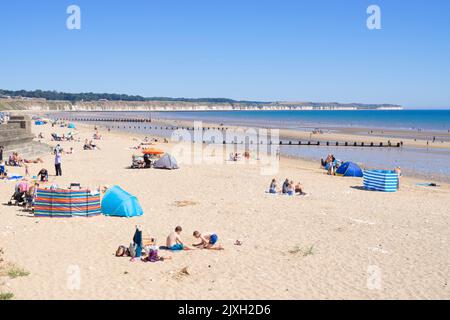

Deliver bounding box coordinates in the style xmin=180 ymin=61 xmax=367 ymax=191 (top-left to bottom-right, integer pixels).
xmin=229 ymin=151 xmax=251 ymax=161
xmin=116 ymin=226 xmax=224 ymax=263
xmin=321 ymin=154 xmax=339 ymax=175
xmin=3 ymin=151 xmax=44 ymax=167
xmin=83 ymin=138 xmax=100 ymax=150
xmin=269 ymin=178 xmax=304 ymax=196
xmin=8 ymin=178 xmax=39 ymax=209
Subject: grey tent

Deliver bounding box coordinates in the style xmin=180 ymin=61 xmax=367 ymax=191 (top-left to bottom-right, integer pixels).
xmin=153 ymin=153 xmax=179 ymax=170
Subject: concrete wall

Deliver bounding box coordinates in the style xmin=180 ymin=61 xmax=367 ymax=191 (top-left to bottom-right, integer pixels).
xmin=0 ymin=115 xmax=51 ymax=159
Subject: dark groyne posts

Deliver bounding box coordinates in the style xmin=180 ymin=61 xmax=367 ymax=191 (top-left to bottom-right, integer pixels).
xmin=56 ymin=118 xmax=402 ymax=148
xmin=58 ymin=117 xmax=152 ymax=123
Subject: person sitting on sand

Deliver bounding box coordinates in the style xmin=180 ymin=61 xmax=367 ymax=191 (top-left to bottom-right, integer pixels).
xmin=37 ymin=168 xmax=49 ymax=182
xmin=325 ymin=154 xmax=336 ymax=175
xmin=89 ymin=140 xmax=100 ymax=150
xmin=83 ymin=139 xmax=92 ymax=150
xmin=166 ymin=226 xmax=192 ymax=251
xmin=269 ymin=178 xmax=277 ymax=194
xmin=295 ymin=182 xmax=304 ymax=195
xmin=282 ymin=178 xmax=289 ymax=194
xmin=0 ymin=161 xmax=7 ymax=179
xmin=25 ymin=182 xmax=39 ymax=209
xmin=287 ymin=181 xmax=295 ymax=196
xmin=192 ymin=231 xmax=224 ymax=250
xmin=9 ymin=152 xmax=22 ymax=167
xmin=93 ymin=132 xmax=102 ymax=140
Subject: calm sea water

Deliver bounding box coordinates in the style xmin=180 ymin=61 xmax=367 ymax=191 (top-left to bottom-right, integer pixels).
xmin=50 ymin=109 xmax=450 ymax=132
xmin=48 ymin=110 xmax=450 ymax=181
xmin=150 ymin=110 xmax=450 ymax=132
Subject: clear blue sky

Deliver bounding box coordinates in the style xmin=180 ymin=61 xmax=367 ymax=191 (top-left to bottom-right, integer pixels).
xmin=0 ymin=0 xmax=449 ymax=108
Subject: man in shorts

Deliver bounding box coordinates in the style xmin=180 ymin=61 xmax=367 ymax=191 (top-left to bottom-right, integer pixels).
xmin=166 ymin=226 xmax=192 ymax=251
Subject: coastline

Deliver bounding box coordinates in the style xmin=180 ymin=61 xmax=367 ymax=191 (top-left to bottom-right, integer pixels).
xmin=1 ymin=119 xmax=449 ymax=299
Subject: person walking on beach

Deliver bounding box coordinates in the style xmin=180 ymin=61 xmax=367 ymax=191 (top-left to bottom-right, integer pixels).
xmin=54 ymin=151 xmax=62 ymax=176
xmin=0 ymin=146 xmax=4 ymax=162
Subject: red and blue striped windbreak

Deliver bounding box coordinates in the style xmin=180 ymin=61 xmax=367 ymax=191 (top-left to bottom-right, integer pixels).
xmin=34 ymin=188 xmax=101 ymax=218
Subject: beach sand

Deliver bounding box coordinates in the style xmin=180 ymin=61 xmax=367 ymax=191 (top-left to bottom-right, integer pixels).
xmin=0 ymin=121 xmax=449 ymax=300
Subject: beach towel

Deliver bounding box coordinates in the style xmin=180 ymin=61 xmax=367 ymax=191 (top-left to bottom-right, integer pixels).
xmin=416 ymin=183 xmax=439 ymax=187
xmin=7 ymin=175 xmax=23 ymax=181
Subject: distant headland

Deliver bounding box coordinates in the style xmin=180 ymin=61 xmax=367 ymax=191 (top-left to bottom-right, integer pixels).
xmin=0 ymin=89 xmax=403 ymax=111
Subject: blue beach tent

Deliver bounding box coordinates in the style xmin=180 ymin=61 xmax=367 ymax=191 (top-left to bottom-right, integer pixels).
xmin=68 ymin=123 xmax=76 ymax=129
xmin=101 ymin=185 xmax=143 ymax=217
xmin=335 ymin=162 xmax=363 ymax=177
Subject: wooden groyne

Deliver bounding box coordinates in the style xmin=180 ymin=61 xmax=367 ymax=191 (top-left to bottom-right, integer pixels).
xmin=60 ymin=117 xmax=152 ymax=123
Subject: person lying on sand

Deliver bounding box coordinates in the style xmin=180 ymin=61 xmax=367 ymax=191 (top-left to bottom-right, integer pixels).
xmin=166 ymin=226 xmax=193 ymax=251
xmin=192 ymin=231 xmax=224 ymax=250
xmin=23 ymin=157 xmax=44 ymax=164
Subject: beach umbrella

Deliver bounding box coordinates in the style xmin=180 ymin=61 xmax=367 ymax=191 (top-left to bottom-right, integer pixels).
xmin=142 ymin=148 xmax=164 ymax=155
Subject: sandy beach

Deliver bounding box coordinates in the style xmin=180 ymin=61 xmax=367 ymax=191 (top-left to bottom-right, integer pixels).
xmin=1 ymin=121 xmax=449 ymax=300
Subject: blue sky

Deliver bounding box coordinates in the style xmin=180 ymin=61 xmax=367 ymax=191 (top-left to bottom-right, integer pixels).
xmin=0 ymin=0 xmax=449 ymax=108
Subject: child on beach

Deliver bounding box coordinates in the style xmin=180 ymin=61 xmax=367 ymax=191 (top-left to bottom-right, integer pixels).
xmin=166 ymin=226 xmax=193 ymax=251
xmin=192 ymin=231 xmax=224 ymax=250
